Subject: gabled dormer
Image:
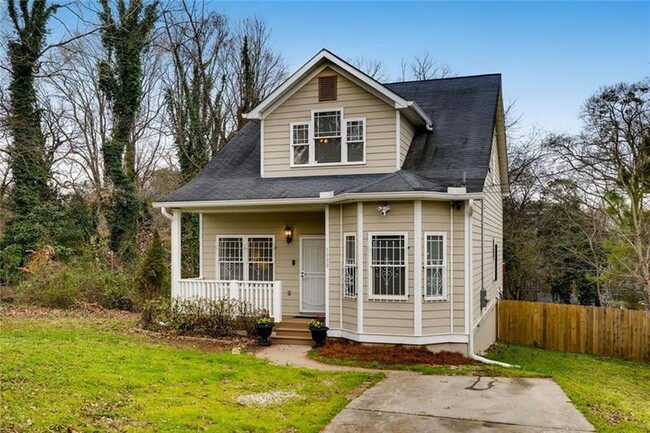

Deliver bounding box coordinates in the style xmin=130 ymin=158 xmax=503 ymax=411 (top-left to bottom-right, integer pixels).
xmin=244 ymin=50 xmax=432 ymax=178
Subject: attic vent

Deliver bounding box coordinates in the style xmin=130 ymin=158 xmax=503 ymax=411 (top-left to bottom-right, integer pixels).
xmin=318 ymin=76 xmax=337 ymax=101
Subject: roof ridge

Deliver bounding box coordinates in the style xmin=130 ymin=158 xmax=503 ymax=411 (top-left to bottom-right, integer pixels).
xmin=382 ymin=73 xmax=501 ymax=86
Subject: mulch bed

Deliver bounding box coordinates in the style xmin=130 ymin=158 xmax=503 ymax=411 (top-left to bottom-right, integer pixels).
xmin=317 ymin=339 xmax=475 ymax=366
xmin=0 ymin=303 xmax=137 ymax=321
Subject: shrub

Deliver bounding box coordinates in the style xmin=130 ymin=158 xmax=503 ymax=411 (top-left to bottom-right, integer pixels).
xmin=141 ymin=297 xmax=259 ymax=338
xmin=14 ymin=255 xmax=139 ymax=311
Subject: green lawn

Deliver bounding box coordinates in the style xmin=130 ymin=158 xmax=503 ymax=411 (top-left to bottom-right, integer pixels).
xmin=489 ymin=344 xmax=650 ymax=433
xmin=0 ymin=312 xmax=379 ymax=432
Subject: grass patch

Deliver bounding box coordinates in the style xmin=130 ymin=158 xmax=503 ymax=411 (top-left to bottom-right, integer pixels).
xmin=0 ymin=310 xmax=380 ymax=432
xmin=489 ymin=344 xmax=650 ymax=433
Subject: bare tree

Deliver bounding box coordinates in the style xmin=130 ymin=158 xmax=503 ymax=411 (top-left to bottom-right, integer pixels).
xmin=408 ymin=52 xmax=454 ymax=80
xmin=547 ymin=79 xmax=650 ymax=304
xmin=229 ymin=17 xmax=287 ymax=130
xmin=348 ymin=55 xmax=387 ymax=81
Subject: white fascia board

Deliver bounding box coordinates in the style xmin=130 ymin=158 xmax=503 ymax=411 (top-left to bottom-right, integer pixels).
xmin=244 ymin=49 xmax=430 ymax=125
xmin=152 ymin=191 xmax=484 ymax=209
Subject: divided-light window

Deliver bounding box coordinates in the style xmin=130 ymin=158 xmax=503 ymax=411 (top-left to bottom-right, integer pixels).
xmin=291 ymin=109 xmax=365 ymax=166
xmin=369 ymin=233 xmax=407 ymax=300
xmin=217 ymin=236 xmax=274 ymax=281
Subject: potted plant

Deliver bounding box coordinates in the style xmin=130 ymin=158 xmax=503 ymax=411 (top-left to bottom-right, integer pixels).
xmin=307 ymin=315 xmax=328 ymax=348
xmin=256 ymin=309 xmax=275 ymax=346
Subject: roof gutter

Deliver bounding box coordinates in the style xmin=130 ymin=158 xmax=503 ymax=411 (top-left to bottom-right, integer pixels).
xmin=152 ymin=191 xmax=484 ymax=209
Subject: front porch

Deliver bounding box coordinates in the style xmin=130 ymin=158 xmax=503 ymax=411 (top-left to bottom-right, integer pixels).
xmin=168 ymin=208 xmax=327 ymax=323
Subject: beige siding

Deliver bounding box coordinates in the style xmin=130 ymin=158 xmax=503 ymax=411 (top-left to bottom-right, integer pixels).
xmin=472 ymin=131 xmax=504 ymax=325
xmin=327 ymin=204 xmax=359 ymax=332
xmin=421 ymin=201 xmax=466 ymax=335
xmin=399 ymin=113 xmax=415 ymax=167
xmin=202 ymin=212 xmax=324 ymax=316
xmin=362 ymin=201 xmax=415 ymax=335
xmin=263 ymin=67 xmax=398 ymax=177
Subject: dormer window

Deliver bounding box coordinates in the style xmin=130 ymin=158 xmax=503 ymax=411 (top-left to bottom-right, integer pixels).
xmin=291 ymin=108 xmax=366 ymax=167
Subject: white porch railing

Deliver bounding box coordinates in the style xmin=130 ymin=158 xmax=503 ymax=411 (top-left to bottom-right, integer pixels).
xmin=175 ymin=279 xmax=283 ymax=322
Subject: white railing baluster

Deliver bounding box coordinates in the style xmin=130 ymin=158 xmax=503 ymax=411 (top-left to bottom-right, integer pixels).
xmin=176 ymin=279 xmax=281 ymax=320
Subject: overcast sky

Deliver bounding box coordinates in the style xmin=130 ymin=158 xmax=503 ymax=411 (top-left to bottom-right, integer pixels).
xmin=213 ymin=0 xmax=650 ymax=136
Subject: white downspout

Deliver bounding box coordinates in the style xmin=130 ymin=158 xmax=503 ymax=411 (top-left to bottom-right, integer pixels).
xmin=450 ymin=204 xmax=454 ymax=333
xmin=465 ymin=199 xmax=517 ymax=368
xmin=161 ymin=207 xmax=173 ymax=221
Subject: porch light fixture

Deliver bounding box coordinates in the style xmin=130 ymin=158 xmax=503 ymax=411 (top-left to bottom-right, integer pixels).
xmin=283 ymin=226 xmax=293 ymax=244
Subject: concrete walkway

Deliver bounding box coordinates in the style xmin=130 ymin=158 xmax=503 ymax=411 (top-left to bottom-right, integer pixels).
xmin=256 ymin=345 xmax=595 ymax=433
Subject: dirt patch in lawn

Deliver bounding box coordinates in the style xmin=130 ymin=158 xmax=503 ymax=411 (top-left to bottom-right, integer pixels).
xmin=318 ymin=339 xmax=475 ymax=366
xmin=0 ymin=303 xmax=137 ymax=321
xmin=134 ymin=328 xmax=257 ymax=353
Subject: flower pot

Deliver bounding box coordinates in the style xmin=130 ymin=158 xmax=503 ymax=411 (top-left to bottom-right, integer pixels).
xmin=309 ymin=327 xmax=329 ymax=348
xmin=256 ymin=324 xmax=274 ymax=346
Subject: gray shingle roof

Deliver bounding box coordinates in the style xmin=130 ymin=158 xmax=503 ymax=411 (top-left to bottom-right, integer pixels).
xmin=159 ymin=74 xmax=501 ymax=203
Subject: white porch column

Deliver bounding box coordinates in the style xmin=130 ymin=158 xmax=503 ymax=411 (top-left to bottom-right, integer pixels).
xmin=171 ymin=209 xmax=182 ymax=298
xmin=414 ymin=200 xmax=423 ymax=336
xmin=325 ymin=205 xmax=330 ymax=328
xmin=356 ymin=202 xmax=364 ymax=333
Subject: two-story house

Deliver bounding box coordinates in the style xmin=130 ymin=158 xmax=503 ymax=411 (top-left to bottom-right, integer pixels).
xmin=154 ymin=49 xmax=509 ymax=356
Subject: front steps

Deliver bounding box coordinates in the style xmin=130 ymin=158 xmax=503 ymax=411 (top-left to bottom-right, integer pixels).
xmin=273 ymin=316 xmax=313 ymax=346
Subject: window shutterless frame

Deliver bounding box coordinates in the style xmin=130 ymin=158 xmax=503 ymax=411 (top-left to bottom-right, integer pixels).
xmin=343 ymin=232 xmax=357 ymax=299
xmin=288 ymin=108 xmax=367 ymax=167
xmin=368 ymin=231 xmax=409 ymax=301
xmin=423 ymin=231 xmax=447 ymax=301
xmin=215 ymin=235 xmax=275 ymax=281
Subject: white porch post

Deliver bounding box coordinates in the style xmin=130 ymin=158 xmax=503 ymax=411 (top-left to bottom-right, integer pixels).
xmin=414 ymin=200 xmax=423 ymax=336
xmin=325 ymin=205 xmax=330 ymax=327
xmin=171 ymin=209 xmax=182 ymax=298
xmin=273 ymin=281 xmax=283 ymax=322
xmin=356 ymin=202 xmax=364 ymax=333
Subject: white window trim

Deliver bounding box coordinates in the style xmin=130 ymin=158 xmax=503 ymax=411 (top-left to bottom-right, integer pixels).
xmin=290 ymin=122 xmax=310 ymax=167
xmin=368 ymin=231 xmax=409 ymax=301
xmin=345 ymin=117 xmax=367 ymax=164
xmin=289 ymin=107 xmax=367 ymax=168
xmin=424 ymin=231 xmax=447 ymax=301
xmin=343 ymin=232 xmax=357 ymax=299
xmin=215 ymin=235 xmax=276 ymax=281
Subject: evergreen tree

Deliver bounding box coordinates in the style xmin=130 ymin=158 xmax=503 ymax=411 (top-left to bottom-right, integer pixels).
xmin=97 ymin=0 xmax=158 ymax=259
xmin=136 ymin=229 xmax=169 ymax=299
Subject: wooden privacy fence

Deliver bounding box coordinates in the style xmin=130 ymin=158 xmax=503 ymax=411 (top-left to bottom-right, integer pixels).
xmin=498 ymin=300 xmax=650 ymax=361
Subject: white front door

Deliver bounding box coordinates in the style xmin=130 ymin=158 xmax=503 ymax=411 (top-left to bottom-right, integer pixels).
xmin=300 ymin=236 xmax=326 ymax=313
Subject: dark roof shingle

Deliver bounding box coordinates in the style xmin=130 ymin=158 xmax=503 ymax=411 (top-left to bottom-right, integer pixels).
xmin=159 ymin=74 xmax=501 ymax=203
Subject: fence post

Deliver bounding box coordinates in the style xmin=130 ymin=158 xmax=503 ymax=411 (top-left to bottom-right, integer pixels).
xmin=273 ymin=281 xmax=282 ymax=323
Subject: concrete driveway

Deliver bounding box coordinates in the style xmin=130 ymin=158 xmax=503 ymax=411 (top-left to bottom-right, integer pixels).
xmin=323 ymin=374 xmax=595 ymax=432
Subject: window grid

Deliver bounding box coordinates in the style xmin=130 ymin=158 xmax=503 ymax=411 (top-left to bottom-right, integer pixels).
xmin=425 ymin=234 xmax=446 ymax=300
xmin=343 ymin=234 xmax=357 ymax=299
xmin=217 ymin=236 xmax=274 ymax=281
xmin=314 ymin=110 xmax=342 ymax=163
xmin=346 ymin=119 xmax=364 ymax=163
xmin=291 ymin=123 xmax=310 ymax=166
xmin=370 ymin=234 xmax=407 ymax=300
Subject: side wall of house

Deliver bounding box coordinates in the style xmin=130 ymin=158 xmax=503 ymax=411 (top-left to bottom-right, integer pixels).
xmin=327 ymin=204 xmax=358 ymax=331
xmin=263 ymin=67 xmax=398 ymax=177
xmin=421 ymin=202 xmax=466 ymax=335
xmin=472 ymin=131 xmax=504 ymax=335
xmin=201 ymin=212 xmax=325 ymax=316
